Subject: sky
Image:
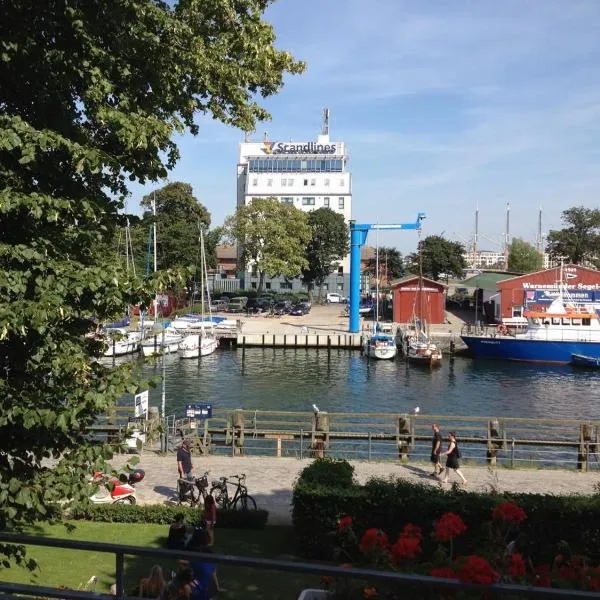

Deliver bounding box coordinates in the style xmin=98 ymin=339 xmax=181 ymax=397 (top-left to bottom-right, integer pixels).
xmin=128 ymin=0 xmax=600 ymax=254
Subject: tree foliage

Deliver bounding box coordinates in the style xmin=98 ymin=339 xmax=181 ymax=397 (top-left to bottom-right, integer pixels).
xmin=546 ymin=207 xmax=600 ymax=267
xmin=406 ymin=236 xmax=466 ymax=280
xmin=507 ymin=238 xmax=543 ymax=273
xmin=225 ymin=198 xmax=311 ymax=292
xmin=0 ymin=0 xmax=303 ymax=559
xmin=365 ymin=246 xmax=404 ymax=282
xmin=302 ymin=208 xmax=349 ymax=296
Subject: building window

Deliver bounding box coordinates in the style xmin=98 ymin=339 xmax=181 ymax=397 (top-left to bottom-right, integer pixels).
xmin=321 ymin=283 xmax=329 ymax=291
xmin=302 ymin=197 xmax=316 ymax=206
xmin=324 ymin=178 xmax=330 ymax=187
xmin=280 ymin=281 xmax=292 ymax=290
xmin=303 ymin=179 xmax=308 ymax=186
xmin=267 ymin=179 xmax=272 ymax=187
xmin=281 ymin=197 xmax=294 ymax=204
xmin=251 ymin=282 xmax=257 ymax=289
xmin=337 ymin=265 xmax=343 ymax=275
xmin=288 ymin=179 xmax=293 ymax=186
xmin=251 ymin=266 xmax=258 ymax=277
xmin=324 ymin=197 xmax=330 ymax=208
xmin=338 ymin=197 xmax=345 ymax=209
xmin=337 ymin=283 xmax=344 ymax=291
xmin=310 ymin=178 xmax=316 ymax=186
xmin=265 ymin=282 xmax=271 ymax=290
xmin=282 ymin=179 xmax=287 ymax=187
xmin=252 ymin=178 xmax=258 ymax=186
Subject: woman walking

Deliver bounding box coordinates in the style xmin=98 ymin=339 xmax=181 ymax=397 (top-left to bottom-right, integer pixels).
xmin=439 ymin=431 xmax=467 ymax=485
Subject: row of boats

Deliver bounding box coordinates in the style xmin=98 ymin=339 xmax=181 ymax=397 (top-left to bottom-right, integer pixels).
xmin=101 ymin=314 xmax=237 ymax=359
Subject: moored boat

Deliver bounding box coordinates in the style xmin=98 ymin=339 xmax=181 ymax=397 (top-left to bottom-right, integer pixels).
xmin=571 ymin=353 xmax=600 ymax=368
xmin=406 ymin=337 xmax=443 ymax=367
xmin=363 ymin=334 xmax=398 ymax=360
xmin=102 ymin=327 xmax=141 ymax=357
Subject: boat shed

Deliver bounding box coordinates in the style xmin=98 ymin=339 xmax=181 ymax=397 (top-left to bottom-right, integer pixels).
xmin=391 ymin=276 xmax=446 ymax=324
xmin=496 ymin=264 xmax=600 ymax=320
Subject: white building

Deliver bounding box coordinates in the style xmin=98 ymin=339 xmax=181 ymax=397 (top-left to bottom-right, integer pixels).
xmin=236 ymin=127 xmax=352 ymax=292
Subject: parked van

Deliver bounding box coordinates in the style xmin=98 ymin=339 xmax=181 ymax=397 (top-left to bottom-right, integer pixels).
xmin=227 ymin=296 xmax=248 ymax=312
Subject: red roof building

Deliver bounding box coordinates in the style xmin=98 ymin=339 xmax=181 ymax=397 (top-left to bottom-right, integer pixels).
xmin=391 ymin=276 xmax=446 ymax=324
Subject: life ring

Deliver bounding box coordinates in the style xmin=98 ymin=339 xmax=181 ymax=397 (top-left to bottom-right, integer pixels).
xmin=497 ymin=325 xmax=508 ymax=336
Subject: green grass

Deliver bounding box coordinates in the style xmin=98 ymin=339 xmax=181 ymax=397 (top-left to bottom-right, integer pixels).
xmin=1 ymin=522 xmax=318 ymax=599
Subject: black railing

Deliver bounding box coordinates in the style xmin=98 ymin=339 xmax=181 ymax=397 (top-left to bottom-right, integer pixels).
xmin=0 ymin=533 xmax=597 ymax=599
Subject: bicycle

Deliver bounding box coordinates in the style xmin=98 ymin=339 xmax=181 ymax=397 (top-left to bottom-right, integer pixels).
xmin=177 ymin=471 xmax=210 ymax=506
xmin=209 ymin=473 xmax=257 ymax=510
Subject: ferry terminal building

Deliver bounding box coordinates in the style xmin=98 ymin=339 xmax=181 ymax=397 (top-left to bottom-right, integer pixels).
xmin=236 ymin=128 xmax=352 ymax=294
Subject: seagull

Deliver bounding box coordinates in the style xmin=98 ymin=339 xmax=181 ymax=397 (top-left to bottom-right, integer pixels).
xmin=414 ymin=406 xmax=420 ymax=414
xmin=312 ymin=404 xmax=320 ymax=413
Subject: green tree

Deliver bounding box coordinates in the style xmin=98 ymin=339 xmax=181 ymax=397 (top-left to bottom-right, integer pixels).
xmin=546 ymin=206 xmax=600 ymax=266
xmin=406 ymin=236 xmax=466 ymax=280
xmin=225 ymin=198 xmax=311 ymax=292
xmin=365 ymin=246 xmax=404 ymax=282
xmin=0 ymin=0 xmax=303 ymax=562
xmin=302 ymin=208 xmax=349 ymax=299
xmin=507 ymin=238 xmax=543 ymax=273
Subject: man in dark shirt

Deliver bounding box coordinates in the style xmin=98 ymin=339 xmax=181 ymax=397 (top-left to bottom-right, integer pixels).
xmin=430 ymin=423 xmax=442 ymax=476
xmin=177 ymin=440 xmax=194 ymax=480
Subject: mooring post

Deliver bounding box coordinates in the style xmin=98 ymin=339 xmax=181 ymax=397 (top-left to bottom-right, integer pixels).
xmin=397 ymin=415 xmax=410 ymax=463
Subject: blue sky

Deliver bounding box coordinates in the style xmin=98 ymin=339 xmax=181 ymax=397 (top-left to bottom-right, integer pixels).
xmin=128 ymin=0 xmax=600 ymax=254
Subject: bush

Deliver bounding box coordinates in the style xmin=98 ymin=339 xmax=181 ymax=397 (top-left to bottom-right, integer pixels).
xmin=296 ymin=458 xmax=355 ymax=489
xmin=292 ymin=476 xmax=600 ymax=561
xmin=69 ymin=504 xmax=269 ymax=529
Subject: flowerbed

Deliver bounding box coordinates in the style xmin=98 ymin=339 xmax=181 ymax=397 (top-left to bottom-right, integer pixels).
xmin=320 ymin=502 xmax=600 ymax=598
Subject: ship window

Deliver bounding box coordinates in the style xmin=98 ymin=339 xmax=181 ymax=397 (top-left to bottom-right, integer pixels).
xmin=571 ymin=318 xmax=582 ymax=326
xmin=552 ymin=318 xmax=561 ymax=325
xmin=561 ymin=318 xmax=571 ymax=326
xmin=583 ymin=318 xmax=591 ymax=326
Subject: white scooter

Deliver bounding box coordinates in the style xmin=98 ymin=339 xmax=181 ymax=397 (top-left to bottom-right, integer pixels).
xmin=89 ymin=469 xmax=145 ymax=505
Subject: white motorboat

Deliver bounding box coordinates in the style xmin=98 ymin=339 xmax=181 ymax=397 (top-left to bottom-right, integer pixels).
xmin=141 ymin=329 xmax=183 ymax=356
xmin=102 ymin=328 xmax=141 ymax=357
xmin=363 ymin=334 xmax=398 ymax=360
xmin=178 ymin=333 xmax=219 ymax=358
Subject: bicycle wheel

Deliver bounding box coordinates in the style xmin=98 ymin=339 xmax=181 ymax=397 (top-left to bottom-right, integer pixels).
xmin=209 ymin=486 xmax=228 ymax=509
xmin=189 ymin=483 xmax=201 ymax=506
xmin=233 ymin=494 xmax=257 ymax=511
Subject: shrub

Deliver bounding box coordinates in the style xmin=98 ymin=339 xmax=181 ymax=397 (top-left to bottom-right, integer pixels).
xmin=296 ymin=458 xmax=355 ymax=489
xmin=69 ymin=504 xmax=269 ymax=529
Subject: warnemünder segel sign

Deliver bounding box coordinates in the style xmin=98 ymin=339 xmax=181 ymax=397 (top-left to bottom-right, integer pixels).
xmin=263 ymin=141 xmax=337 ymax=155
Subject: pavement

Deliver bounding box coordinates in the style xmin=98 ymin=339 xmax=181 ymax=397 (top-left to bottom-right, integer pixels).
xmin=110 ymin=454 xmax=599 ymax=526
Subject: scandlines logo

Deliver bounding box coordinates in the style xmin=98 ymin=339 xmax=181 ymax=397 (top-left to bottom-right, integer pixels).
xmin=262 ymin=141 xmax=275 ymax=154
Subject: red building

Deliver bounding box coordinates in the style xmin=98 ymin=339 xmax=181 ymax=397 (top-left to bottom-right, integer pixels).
xmin=391 ymin=276 xmax=446 ymax=324
xmin=497 ymin=264 xmax=600 ymax=319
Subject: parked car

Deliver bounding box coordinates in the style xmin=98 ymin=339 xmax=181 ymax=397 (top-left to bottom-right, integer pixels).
xmin=210 ymin=298 xmax=229 ymax=312
xmin=246 ymin=297 xmax=272 ymax=314
xmin=290 ymin=302 xmax=311 ymax=316
xmin=227 ymin=297 xmax=248 ymax=312
xmin=326 ymin=293 xmax=346 ymax=303
xmin=272 ymin=300 xmax=292 ymax=315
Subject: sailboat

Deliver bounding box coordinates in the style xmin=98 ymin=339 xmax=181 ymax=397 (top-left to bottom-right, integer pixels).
xmin=178 ymin=228 xmax=219 ymax=359
xmin=362 ymin=230 xmax=397 ymax=360
xmin=406 ymin=239 xmax=442 ymax=367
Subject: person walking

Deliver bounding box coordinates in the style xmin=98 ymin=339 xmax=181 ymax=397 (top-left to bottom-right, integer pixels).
xmin=177 ymin=440 xmax=194 ymax=480
xmin=439 ymin=431 xmax=467 ymax=485
xmin=430 ymin=423 xmax=442 ymax=476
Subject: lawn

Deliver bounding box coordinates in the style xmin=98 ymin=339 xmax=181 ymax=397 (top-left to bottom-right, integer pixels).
xmin=0 ymin=522 xmax=318 ymax=599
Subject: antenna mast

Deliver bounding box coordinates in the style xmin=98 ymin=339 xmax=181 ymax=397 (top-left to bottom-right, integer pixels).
xmin=472 ymin=203 xmax=479 ymax=269
xmin=536 ymin=206 xmax=543 ymax=253
xmin=503 ymin=202 xmax=510 ymax=266
xmin=322 ymin=107 xmax=329 ymax=136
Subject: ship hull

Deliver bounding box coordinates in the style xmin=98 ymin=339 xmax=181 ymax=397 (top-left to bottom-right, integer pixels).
xmin=461 ymin=336 xmax=600 ymax=365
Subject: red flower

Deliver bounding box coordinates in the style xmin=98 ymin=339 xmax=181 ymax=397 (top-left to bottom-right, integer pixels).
xmin=338 ymin=515 xmax=353 ymax=530
xmin=533 ymin=564 xmax=551 ymax=588
xmin=430 ymin=567 xmax=459 ymax=580
xmin=508 ymin=553 xmax=526 ymax=578
xmin=492 ymin=501 xmax=527 ymax=524
xmin=434 ymin=512 xmax=467 ymax=542
xmin=401 ymin=523 xmax=422 ymax=540
xmin=359 ymin=528 xmax=389 ymax=554
xmin=458 ymin=555 xmax=498 ymax=585
xmin=587 ymin=566 xmax=600 ymax=592
xmin=554 ymin=554 xmax=564 ymax=565
xmin=390 ymin=535 xmax=422 ymax=561
xmin=557 ymin=565 xmax=579 ymax=584
xmin=363 ymin=586 xmax=377 ymax=599
xmin=321 ymin=575 xmax=332 ymax=587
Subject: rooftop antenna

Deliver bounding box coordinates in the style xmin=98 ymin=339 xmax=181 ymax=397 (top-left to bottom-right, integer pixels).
xmin=504 ymin=202 xmax=510 ymax=266
xmin=263 ymin=131 xmax=269 ymax=141
xmin=472 ymin=202 xmax=479 ymax=269
xmin=536 ymin=205 xmax=543 ymax=253
xmin=322 ymin=107 xmax=330 ymax=136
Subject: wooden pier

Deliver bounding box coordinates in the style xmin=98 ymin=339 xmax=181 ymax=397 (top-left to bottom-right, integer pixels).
xmin=223 ymin=332 xmax=364 ymax=349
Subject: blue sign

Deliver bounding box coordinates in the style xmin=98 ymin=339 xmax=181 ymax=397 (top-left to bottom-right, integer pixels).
xmin=185 ymin=403 xmax=213 ymax=419
xmin=527 ymin=289 xmax=596 ymax=304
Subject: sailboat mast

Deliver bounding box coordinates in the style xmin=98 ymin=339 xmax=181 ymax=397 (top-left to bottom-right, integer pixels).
xmin=375 ymin=228 xmax=380 ymax=323
xmin=152 ymin=193 xmax=158 ymax=319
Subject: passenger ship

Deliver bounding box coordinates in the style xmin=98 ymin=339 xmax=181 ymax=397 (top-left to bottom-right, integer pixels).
xmin=461 ymin=294 xmax=600 ymax=364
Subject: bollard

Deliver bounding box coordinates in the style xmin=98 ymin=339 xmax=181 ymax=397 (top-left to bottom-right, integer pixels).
xmin=578 ymin=423 xmax=593 ymax=472
xmin=487 ymin=418 xmax=502 ymax=466
xmin=396 ymin=416 xmax=411 ymax=463
xmin=311 ymin=410 xmax=329 ymax=458
xmin=231 ymin=409 xmax=245 ymax=456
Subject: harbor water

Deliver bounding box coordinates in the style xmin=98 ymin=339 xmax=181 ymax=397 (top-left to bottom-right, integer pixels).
xmin=134 ymin=348 xmax=600 ymax=421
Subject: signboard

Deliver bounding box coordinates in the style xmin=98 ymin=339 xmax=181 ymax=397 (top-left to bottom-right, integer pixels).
xmin=525 ymin=289 xmax=597 ymax=304
xmin=185 ymin=403 xmax=213 ymax=420
xmin=262 ymin=141 xmax=337 ymax=155
xmin=134 ymin=390 xmax=149 ymax=418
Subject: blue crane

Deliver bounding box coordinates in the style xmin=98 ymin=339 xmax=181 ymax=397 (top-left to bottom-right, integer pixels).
xmin=348 ymin=213 xmax=426 ymax=333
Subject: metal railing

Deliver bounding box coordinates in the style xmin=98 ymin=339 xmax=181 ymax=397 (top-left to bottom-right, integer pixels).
xmin=0 ymin=533 xmax=596 ymax=599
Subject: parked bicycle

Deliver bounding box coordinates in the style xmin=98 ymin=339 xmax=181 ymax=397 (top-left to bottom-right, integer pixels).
xmin=209 ymin=473 xmax=257 ymax=510
xmin=177 ymin=471 xmax=210 ymax=506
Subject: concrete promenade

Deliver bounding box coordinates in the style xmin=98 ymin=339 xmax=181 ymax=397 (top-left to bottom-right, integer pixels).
xmin=111 ymin=454 xmax=600 ymax=526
